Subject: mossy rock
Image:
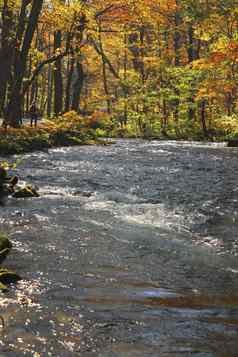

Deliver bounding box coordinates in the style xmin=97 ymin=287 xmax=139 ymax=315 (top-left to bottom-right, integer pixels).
xmin=0 ymin=235 xmax=12 ymax=264
xmin=0 ymin=236 xmax=21 ymax=291
xmin=0 ymin=268 xmax=21 ymax=291
xmin=227 ymin=139 xmax=238 ymax=147
xmin=0 ymin=186 xmax=10 ymax=205
xmin=0 ymin=167 xmax=8 ymax=182
xmin=12 ymin=185 xmax=40 ymax=198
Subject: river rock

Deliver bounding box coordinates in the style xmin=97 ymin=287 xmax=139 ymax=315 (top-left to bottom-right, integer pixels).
xmin=0 ymin=267 xmax=21 ymax=284
xmin=0 ymin=235 xmax=21 ymax=291
xmin=0 ymin=167 xmax=18 ymax=186
xmin=0 ymin=167 xmax=19 ymax=204
xmin=0 ymin=185 xmax=10 ymax=205
xmin=0 ymin=268 xmax=21 ymax=291
xmin=12 ymin=185 xmax=40 ymax=198
xmin=0 ymin=167 xmax=9 ymax=182
xmin=0 ymin=235 xmax=12 ymax=264
xmin=227 ymin=139 xmax=238 ymax=147
xmin=72 ymin=190 xmax=92 ymax=197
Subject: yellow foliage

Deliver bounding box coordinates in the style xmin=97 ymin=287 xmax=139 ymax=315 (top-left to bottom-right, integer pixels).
xmin=214 ymin=116 xmax=238 ymax=134
xmin=56 ymin=111 xmax=85 ymax=129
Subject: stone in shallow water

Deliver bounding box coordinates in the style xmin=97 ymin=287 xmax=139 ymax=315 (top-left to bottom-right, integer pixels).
xmin=0 ymin=166 xmax=19 ymax=204
xmin=227 ymin=139 xmax=238 ymax=147
xmin=0 ymin=235 xmax=12 ymax=265
xmin=0 ymin=186 xmax=10 ymax=205
xmin=0 ymin=235 xmax=21 ymax=290
xmin=12 ymin=185 xmax=40 ymax=198
xmin=0 ymin=268 xmax=21 ymax=291
xmin=0 ymin=267 xmax=21 ymax=284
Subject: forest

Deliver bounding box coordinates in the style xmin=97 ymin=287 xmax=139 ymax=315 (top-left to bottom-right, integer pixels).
xmin=0 ymin=0 xmax=238 ymax=141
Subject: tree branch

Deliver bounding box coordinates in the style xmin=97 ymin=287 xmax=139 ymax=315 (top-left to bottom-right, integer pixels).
xmin=90 ymin=38 xmax=120 ymax=80
xmin=23 ymin=49 xmax=72 ymax=95
xmin=95 ymin=5 xmax=115 ymax=18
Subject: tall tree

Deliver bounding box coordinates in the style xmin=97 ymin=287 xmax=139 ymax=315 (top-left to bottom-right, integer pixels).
xmin=4 ymin=0 xmax=44 ymax=127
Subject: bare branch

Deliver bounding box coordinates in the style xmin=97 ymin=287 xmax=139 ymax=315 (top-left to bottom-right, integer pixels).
xmin=90 ymin=38 xmax=120 ymax=80
xmin=95 ymin=5 xmax=115 ymax=19
xmin=23 ymin=49 xmax=73 ymax=94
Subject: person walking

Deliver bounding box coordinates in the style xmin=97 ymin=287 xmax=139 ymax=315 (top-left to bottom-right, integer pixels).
xmin=29 ymin=101 xmax=38 ymax=127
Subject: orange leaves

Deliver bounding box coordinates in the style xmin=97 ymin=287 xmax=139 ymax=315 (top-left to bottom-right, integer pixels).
xmin=227 ymin=41 xmax=238 ymax=63
xmin=158 ymin=0 xmax=178 ymax=13
xmin=196 ymin=78 xmax=236 ymax=103
xmin=210 ymin=52 xmax=226 ymax=64
xmin=210 ymin=42 xmax=238 ymax=66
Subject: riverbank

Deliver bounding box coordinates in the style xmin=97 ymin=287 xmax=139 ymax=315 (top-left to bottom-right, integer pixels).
xmin=0 ymin=120 xmax=233 ymax=156
xmin=110 ymin=125 xmax=230 ymax=143
xmin=0 ymin=123 xmax=108 ymax=156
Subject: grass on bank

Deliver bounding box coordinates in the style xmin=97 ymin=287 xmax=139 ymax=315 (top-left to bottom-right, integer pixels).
xmin=0 ymin=112 xmax=110 ymax=155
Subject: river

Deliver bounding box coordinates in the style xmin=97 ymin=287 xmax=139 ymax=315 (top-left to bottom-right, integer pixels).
xmin=0 ymin=139 xmax=238 ymax=356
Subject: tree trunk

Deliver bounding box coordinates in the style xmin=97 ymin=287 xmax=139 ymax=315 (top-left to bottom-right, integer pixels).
xmin=173 ymin=3 xmax=181 ymax=127
xmin=0 ymin=1 xmax=15 ymax=115
xmin=174 ymin=4 xmax=181 ymax=67
xmin=47 ymin=64 xmax=53 ymax=118
xmin=64 ymin=56 xmax=75 ymax=113
xmin=187 ymin=24 xmax=196 ymax=121
xmin=187 ymin=24 xmax=194 ymax=63
xmin=123 ymin=31 xmax=128 ymax=126
xmin=161 ymin=99 xmax=168 ymax=135
xmin=54 ymin=31 xmax=63 ymax=116
xmin=98 ymin=21 xmax=111 ymax=113
xmin=47 ymin=35 xmax=53 ymax=118
xmin=200 ymin=100 xmax=209 ymax=138
xmin=71 ymin=61 xmax=84 ymax=113
xmin=5 ymin=0 xmax=44 ymax=127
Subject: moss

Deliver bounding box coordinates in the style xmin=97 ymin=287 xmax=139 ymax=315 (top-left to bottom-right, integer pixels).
xmin=0 ymin=267 xmax=21 ymax=285
xmin=0 ymin=234 xmax=12 ymax=265
xmin=0 ymin=235 xmax=21 ymax=291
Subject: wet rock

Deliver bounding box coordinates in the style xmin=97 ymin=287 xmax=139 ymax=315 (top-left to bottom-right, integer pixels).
xmin=0 ymin=167 xmax=19 ymax=204
xmin=0 ymin=185 xmax=10 ymax=205
xmin=0 ymin=236 xmax=20 ymax=291
xmin=0 ymin=235 xmax=12 ymax=264
xmin=0 ymin=167 xmax=9 ymax=182
xmin=12 ymin=185 xmax=40 ymax=198
xmin=0 ymin=167 xmax=18 ymax=186
xmin=0 ymin=268 xmax=21 ymax=284
xmin=73 ymin=190 xmax=92 ymax=197
xmin=0 ymin=268 xmax=21 ymax=291
xmin=227 ymin=139 xmax=238 ymax=147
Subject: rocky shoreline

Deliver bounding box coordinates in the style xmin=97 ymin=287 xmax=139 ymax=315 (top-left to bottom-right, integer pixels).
xmin=0 ymin=167 xmax=40 ymax=291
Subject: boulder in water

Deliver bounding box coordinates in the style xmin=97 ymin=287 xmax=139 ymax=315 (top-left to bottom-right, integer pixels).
xmin=12 ymin=185 xmax=40 ymax=198
xmin=0 ymin=268 xmax=21 ymax=291
xmin=0 ymin=167 xmax=9 ymax=182
xmin=72 ymin=190 xmax=92 ymax=197
xmin=0 ymin=185 xmax=10 ymax=205
xmin=227 ymin=139 xmax=238 ymax=147
xmin=0 ymin=167 xmax=18 ymax=186
xmin=0 ymin=235 xmax=12 ymax=264
xmin=0 ymin=235 xmax=21 ymax=291
xmin=0 ymin=167 xmax=19 ymax=204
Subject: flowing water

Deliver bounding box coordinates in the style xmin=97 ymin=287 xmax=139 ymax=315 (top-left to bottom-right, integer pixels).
xmin=0 ymin=139 xmax=238 ymax=356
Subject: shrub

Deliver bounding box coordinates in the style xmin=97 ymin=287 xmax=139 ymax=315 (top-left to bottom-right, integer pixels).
xmin=86 ymin=111 xmax=113 ymax=131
